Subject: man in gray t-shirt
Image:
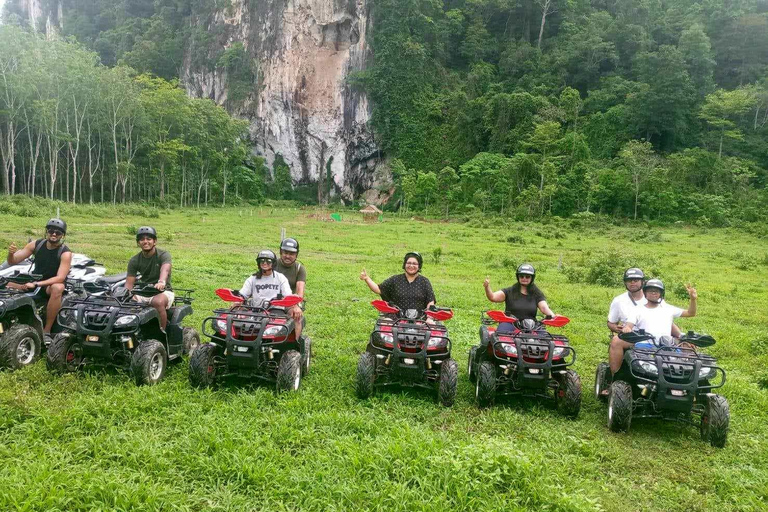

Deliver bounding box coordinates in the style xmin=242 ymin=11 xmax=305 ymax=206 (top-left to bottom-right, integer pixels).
xmin=275 ymin=238 xmax=305 ymax=327
xmin=126 ymin=226 xmax=174 ymax=330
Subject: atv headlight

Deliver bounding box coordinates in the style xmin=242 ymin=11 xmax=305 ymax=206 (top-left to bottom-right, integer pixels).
xmin=699 ymin=366 xmax=716 ymax=379
xmin=500 ymin=343 xmax=517 ymax=356
xmin=428 ymin=337 xmax=447 ymax=349
xmin=553 ymin=346 xmax=567 ymax=358
xmin=215 ymin=318 xmax=228 ymax=333
xmin=115 ymin=315 xmax=138 ymax=327
xmin=57 ymin=309 xmax=78 ymax=325
xmin=263 ymin=325 xmax=285 ymax=337
xmin=635 ymin=360 xmax=658 ymax=376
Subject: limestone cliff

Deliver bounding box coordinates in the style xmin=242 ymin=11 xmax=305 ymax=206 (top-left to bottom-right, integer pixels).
xmin=182 ymin=0 xmax=387 ymax=202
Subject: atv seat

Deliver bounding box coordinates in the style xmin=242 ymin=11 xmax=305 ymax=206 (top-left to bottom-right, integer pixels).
xmin=98 ymin=273 xmax=128 ymax=285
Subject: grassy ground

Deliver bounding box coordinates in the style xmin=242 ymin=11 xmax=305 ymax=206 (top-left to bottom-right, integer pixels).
xmin=1 ymin=206 xmax=767 ymax=511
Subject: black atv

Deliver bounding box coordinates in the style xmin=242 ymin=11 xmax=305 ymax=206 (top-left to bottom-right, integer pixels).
xmin=0 ymin=273 xmax=52 ymax=370
xmin=0 ymin=265 xmax=130 ymax=371
xmin=595 ymin=331 xmax=729 ymax=447
xmin=189 ymin=289 xmax=309 ymax=392
xmin=469 ymin=311 xmax=581 ymax=417
xmin=46 ymin=284 xmax=199 ymax=385
xmin=355 ymin=300 xmax=458 ymax=406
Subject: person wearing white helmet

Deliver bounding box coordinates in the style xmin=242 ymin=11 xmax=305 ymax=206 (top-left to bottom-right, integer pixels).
xmin=609 ymin=278 xmax=697 ymax=375
xmin=239 ymin=249 xmax=301 ymax=339
xmin=608 ymin=267 xmax=682 ymax=337
xmin=5 ymin=218 xmax=72 ymax=340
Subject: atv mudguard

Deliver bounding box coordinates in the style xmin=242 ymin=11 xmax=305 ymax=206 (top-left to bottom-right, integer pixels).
xmin=165 ymin=304 xmax=193 ymax=356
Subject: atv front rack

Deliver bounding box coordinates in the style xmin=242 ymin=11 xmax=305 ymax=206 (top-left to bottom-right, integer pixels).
xmin=629 ymin=344 xmax=726 ymax=395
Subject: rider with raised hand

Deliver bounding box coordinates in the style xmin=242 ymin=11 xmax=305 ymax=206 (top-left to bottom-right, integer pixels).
xmin=6 ymin=218 xmax=72 ymax=341
xmin=621 ymin=279 xmax=697 ymax=339
xmin=607 ymin=279 xmax=696 ymax=376
xmin=125 ymin=226 xmax=174 ymax=330
xmin=483 ymin=263 xmax=556 ymax=333
xmin=239 ymin=249 xmax=301 ymax=338
xmin=274 ymin=237 xmax=305 ymax=327
xmin=608 ymin=268 xmax=682 ymax=337
xmin=360 ymin=252 xmax=435 ymax=311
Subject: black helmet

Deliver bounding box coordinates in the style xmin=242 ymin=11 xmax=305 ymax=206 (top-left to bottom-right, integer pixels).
xmin=516 ymin=263 xmax=536 ymax=284
xmin=256 ymin=249 xmax=277 ymax=267
xmin=643 ymin=278 xmax=665 ymax=303
xmin=280 ymin=238 xmax=299 ymax=254
xmin=136 ymin=226 xmax=157 ymax=241
xmin=46 ymin=218 xmax=67 ymax=234
xmin=403 ymin=251 xmax=423 ymax=271
xmin=623 ymin=268 xmax=645 ymax=281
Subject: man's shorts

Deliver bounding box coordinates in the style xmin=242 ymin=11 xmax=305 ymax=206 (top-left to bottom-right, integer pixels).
xmin=133 ymin=290 xmax=175 ymax=305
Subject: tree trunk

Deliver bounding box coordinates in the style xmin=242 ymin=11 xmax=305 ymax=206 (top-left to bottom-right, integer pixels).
xmin=537 ymin=0 xmax=551 ymax=49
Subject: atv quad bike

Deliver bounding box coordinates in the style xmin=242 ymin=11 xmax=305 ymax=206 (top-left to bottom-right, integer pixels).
xmin=189 ymin=289 xmax=309 ymax=392
xmin=46 ymin=284 xmax=199 ymax=385
xmin=468 ymin=311 xmax=581 ymax=417
xmin=596 ymin=330 xmax=729 ymax=447
xmin=0 ymin=269 xmax=126 ymax=370
xmin=355 ymin=300 xmax=458 ymax=407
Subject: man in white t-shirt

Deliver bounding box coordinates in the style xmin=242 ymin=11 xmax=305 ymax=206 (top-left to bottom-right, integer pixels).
xmin=622 ymin=279 xmax=697 ymax=344
xmin=607 ymin=274 xmax=691 ymax=376
xmin=239 ymin=249 xmax=301 ymax=339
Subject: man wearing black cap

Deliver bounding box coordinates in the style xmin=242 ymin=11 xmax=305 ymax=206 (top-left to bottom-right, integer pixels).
xmin=5 ymin=218 xmax=72 ymax=339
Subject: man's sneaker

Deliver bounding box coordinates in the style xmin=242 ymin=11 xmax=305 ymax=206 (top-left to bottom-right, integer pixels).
xmin=44 ymin=333 xmax=54 ymax=347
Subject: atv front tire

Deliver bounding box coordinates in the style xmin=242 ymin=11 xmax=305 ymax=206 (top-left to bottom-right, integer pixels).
xmin=355 ymin=352 xmax=376 ymax=399
xmin=701 ymin=394 xmax=729 ymax=448
xmin=438 ymin=358 xmax=458 ymax=407
xmin=182 ymin=327 xmax=200 ymax=356
xmin=277 ymin=350 xmax=302 ymax=392
xmin=189 ymin=343 xmax=219 ymax=388
xmin=594 ymin=362 xmax=610 ymax=403
xmin=46 ymin=333 xmax=83 ymax=374
xmin=556 ymin=369 xmax=582 ymax=418
xmin=476 ymin=361 xmax=496 ymax=408
xmin=0 ymin=324 xmax=41 ymax=370
xmin=131 ymin=340 xmax=168 ymax=386
xmin=607 ymin=380 xmax=633 ymax=432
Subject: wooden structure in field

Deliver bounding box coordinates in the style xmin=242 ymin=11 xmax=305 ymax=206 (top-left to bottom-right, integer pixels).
xmin=359 ymin=204 xmax=383 ymax=222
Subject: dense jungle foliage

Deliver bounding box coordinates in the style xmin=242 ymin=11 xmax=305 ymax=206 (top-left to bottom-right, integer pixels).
xmin=2 ymin=0 xmax=768 ymax=223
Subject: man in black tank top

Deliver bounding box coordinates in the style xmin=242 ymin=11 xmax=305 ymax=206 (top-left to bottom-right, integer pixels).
xmin=5 ymin=219 xmax=73 ymax=338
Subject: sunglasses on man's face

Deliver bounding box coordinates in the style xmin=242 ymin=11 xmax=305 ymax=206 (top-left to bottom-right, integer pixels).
xmin=47 ymin=229 xmax=63 ymax=236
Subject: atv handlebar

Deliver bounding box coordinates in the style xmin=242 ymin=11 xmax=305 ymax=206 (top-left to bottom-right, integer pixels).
xmin=371 ymin=300 xmax=453 ymax=321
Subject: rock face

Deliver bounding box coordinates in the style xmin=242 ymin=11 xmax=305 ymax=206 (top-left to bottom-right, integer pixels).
xmin=1 ymin=0 xmax=61 ymax=38
xmin=183 ymin=0 xmax=388 ymax=202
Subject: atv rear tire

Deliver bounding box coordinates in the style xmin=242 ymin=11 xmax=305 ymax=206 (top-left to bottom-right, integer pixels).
xmin=131 ymin=340 xmax=167 ymax=386
xmin=182 ymin=327 xmax=200 ymax=356
xmin=594 ymin=362 xmax=610 ymax=403
xmin=476 ymin=361 xmax=496 ymax=408
xmin=467 ymin=347 xmax=478 ymax=384
xmin=189 ymin=343 xmax=219 ymax=388
xmin=701 ymin=394 xmax=729 ymax=448
xmin=556 ymin=369 xmax=582 ymax=418
xmin=0 ymin=324 xmax=41 ymax=370
xmin=438 ymin=358 xmax=458 ymax=407
xmin=355 ymin=352 xmax=376 ymax=399
xmin=46 ymin=333 xmax=83 ymax=374
xmin=607 ymin=380 xmax=632 ymax=432
xmin=277 ymin=350 xmax=302 ymax=392
xmin=301 ymin=336 xmax=312 ymax=376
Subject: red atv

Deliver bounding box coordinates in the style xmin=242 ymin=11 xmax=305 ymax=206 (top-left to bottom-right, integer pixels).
xmin=468 ymin=311 xmax=581 ymax=417
xmin=355 ymin=300 xmax=458 ymax=406
xmin=189 ymin=289 xmax=309 ymax=392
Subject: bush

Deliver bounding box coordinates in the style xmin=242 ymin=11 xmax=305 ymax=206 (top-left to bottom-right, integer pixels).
xmin=562 ymin=250 xmax=661 ymax=287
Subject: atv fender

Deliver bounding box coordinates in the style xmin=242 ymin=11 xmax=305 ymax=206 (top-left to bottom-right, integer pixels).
xmin=169 ymin=304 xmax=193 ymax=325
xmin=479 ymin=325 xmax=490 ymax=348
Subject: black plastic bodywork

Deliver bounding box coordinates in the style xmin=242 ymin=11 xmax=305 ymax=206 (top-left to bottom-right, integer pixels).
xmin=0 ymin=275 xmax=47 ymax=342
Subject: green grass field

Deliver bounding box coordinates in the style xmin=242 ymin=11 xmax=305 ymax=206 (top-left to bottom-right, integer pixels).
xmin=1 ymin=206 xmax=767 ymax=511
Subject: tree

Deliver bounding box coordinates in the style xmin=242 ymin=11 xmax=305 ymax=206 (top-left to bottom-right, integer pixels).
xmin=618 ymin=140 xmax=661 ymax=220
xmin=699 ymin=88 xmax=756 ymax=159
